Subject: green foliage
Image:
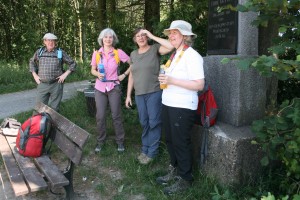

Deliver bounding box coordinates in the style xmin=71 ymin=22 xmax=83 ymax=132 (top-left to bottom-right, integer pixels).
xmin=222 ymin=2 xmax=300 ymax=196
xmin=221 ymin=0 xmax=300 ymax=81
xmin=211 ymin=185 xmax=236 ymax=200
xmin=252 ymin=98 xmax=300 ymax=193
xmin=260 ymin=192 xmax=300 ymax=200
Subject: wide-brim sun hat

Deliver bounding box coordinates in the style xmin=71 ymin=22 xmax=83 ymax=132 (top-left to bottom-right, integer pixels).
xmin=163 ymin=20 xmax=197 ymax=38
xmin=43 ymin=33 xmax=58 ymax=40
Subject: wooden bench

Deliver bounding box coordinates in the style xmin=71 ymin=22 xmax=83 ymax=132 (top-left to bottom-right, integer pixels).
xmin=0 ymin=102 xmax=90 ymax=199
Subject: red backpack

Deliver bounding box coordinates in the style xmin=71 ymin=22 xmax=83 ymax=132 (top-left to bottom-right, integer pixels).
xmin=16 ymin=112 xmax=53 ymax=157
xmin=196 ymin=84 xmax=218 ymax=128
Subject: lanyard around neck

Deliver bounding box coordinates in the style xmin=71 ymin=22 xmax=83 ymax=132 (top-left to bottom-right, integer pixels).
xmin=164 ymin=44 xmax=189 ymax=68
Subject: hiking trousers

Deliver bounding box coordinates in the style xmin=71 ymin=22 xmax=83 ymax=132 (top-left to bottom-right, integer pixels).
xmin=135 ymin=90 xmax=162 ymax=158
xmin=95 ymin=86 xmax=125 ymax=145
xmin=162 ymin=105 xmax=196 ymax=181
xmin=37 ymin=82 xmax=63 ymax=112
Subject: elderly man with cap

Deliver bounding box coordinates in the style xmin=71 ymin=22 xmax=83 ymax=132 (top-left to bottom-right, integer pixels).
xmin=29 ymin=33 xmax=76 ymax=111
xmin=156 ymin=20 xmax=205 ymax=195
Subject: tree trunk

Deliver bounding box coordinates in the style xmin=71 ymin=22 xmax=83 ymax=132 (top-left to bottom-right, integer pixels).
xmin=73 ymin=0 xmax=83 ymax=62
xmin=144 ymin=0 xmax=160 ymax=32
xmin=97 ymin=0 xmax=107 ymax=31
xmin=259 ymin=20 xmax=279 ymax=109
xmin=107 ymin=0 xmax=116 ymax=13
xmin=46 ymin=0 xmax=54 ymax=32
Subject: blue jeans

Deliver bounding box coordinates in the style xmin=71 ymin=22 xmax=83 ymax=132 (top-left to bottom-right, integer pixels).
xmin=135 ymin=90 xmax=162 ymax=158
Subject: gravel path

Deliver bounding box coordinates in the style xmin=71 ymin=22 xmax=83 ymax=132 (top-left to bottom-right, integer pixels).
xmin=0 ymin=80 xmax=90 ymax=119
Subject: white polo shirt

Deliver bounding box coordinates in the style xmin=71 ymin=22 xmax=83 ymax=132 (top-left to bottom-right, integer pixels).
xmin=162 ymin=47 xmax=205 ymax=110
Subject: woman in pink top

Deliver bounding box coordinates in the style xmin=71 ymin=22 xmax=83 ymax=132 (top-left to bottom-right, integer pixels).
xmin=90 ymin=28 xmax=130 ymax=153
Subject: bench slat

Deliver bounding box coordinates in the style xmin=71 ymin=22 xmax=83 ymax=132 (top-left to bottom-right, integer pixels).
xmin=0 ymin=134 xmax=29 ymax=196
xmin=6 ymin=136 xmax=48 ymax=192
xmin=34 ymin=156 xmax=69 ymax=188
xmin=35 ymin=102 xmax=89 ymax=149
xmin=53 ymin=129 xmax=84 ymax=165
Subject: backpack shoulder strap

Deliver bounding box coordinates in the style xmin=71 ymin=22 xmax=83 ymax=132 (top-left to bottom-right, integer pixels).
xmin=95 ymin=51 xmax=102 ymax=65
xmin=38 ymin=47 xmax=45 ymax=58
xmin=113 ymin=49 xmax=120 ymax=65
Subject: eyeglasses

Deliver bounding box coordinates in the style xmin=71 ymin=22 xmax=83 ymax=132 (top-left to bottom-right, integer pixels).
xmin=135 ymin=34 xmax=147 ymax=38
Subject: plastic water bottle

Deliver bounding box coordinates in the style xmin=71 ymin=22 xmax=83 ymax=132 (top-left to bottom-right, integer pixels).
xmin=57 ymin=49 xmax=62 ymax=59
xmin=159 ymin=65 xmax=167 ymax=89
xmin=98 ymin=64 xmax=106 ymax=82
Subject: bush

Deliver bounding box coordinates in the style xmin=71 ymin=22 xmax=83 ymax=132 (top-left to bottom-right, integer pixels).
xmin=252 ymin=98 xmax=300 ymax=194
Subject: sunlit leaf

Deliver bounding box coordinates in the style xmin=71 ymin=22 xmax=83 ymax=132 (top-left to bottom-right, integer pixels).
xmin=279 ymin=27 xmax=287 ymax=34
xmin=221 ymin=58 xmax=230 ymax=64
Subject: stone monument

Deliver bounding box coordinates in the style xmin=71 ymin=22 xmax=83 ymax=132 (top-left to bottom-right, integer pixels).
xmin=192 ymin=0 xmax=265 ymax=185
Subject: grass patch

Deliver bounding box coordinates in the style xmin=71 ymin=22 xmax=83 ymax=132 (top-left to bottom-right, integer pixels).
xmin=0 ymin=60 xmax=93 ymax=95
xmin=0 ymin=93 xmax=265 ymax=199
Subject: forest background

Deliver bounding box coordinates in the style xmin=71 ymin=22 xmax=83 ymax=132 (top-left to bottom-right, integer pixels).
xmin=0 ymin=0 xmax=207 ymax=64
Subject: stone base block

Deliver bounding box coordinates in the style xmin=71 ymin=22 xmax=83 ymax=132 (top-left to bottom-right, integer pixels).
xmin=192 ymin=122 xmax=264 ymax=185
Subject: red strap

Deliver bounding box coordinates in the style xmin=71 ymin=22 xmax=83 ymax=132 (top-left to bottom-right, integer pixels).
xmin=165 ymin=44 xmax=189 ymax=68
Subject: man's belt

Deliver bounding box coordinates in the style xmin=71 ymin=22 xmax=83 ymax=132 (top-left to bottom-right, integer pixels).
xmin=40 ymin=78 xmax=58 ymax=84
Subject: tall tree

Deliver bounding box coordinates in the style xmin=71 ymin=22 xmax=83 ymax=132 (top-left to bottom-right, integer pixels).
xmin=72 ymin=0 xmax=84 ymax=62
xmin=144 ymin=0 xmax=160 ymax=32
xmin=0 ymin=2 xmax=12 ymax=59
xmin=45 ymin=0 xmax=55 ymax=32
xmin=97 ymin=0 xmax=107 ymax=31
xmin=107 ymin=0 xmax=116 ymax=15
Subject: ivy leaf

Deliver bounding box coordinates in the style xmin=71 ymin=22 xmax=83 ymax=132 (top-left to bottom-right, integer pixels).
xmin=295 ymin=71 xmax=300 ymax=80
xmin=281 ymin=196 xmax=289 ymax=200
xmin=279 ymin=27 xmax=287 ymax=34
xmin=270 ymin=45 xmax=286 ymax=55
xmin=252 ymin=120 xmax=265 ymax=133
xmin=297 ymin=55 xmax=300 ymax=61
xmin=287 ymin=107 xmax=300 ymax=126
xmin=261 ymin=156 xmax=269 ymax=166
xmin=221 ymin=58 xmax=230 ymax=64
xmin=236 ymin=4 xmax=248 ymax=12
xmin=237 ymin=59 xmax=252 ymax=70
xmin=292 ymin=194 xmax=300 ymax=200
xmin=276 ymin=71 xmax=289 ymax=80
xmin=261 ymin=192 xmax=275 ymax=200
xmin=251 ymin=140 xmax=258 ymax=144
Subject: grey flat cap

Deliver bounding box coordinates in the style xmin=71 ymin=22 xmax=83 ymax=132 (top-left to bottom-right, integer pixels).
xmin=43 ymin=33 xmax=58 ymax=40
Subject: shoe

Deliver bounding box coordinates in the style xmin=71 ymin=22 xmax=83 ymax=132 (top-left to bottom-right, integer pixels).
xmin=117 ymin=143 xmax=125 ymax=152
xmin=95 ymin=143 xmax=103 ymax=153
xmin=139 ymin=155 xmax=153 ymax=165
xmin=137 ymin=153 xmax=147 ymax=162
xmin=163 ymin=177 xmax=192 ymax=195
xmin=156 ymin=164 xmax=178 ymax=185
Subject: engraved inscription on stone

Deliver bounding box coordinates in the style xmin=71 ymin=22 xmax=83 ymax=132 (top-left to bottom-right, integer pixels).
xmin=207 ymin=0 xmax=238 ymax=55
